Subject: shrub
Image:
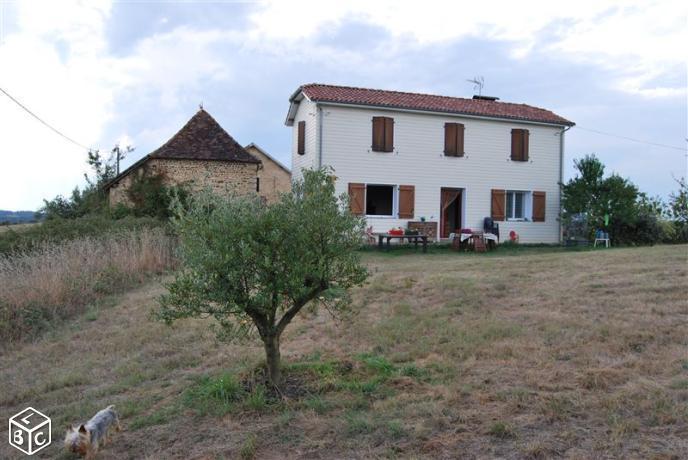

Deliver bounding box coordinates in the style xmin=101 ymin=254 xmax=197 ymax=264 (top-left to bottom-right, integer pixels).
xmin=156 ymin=168 xmax=368 ymax=386
xmin=562 ymin=155 xmax=672 ymax=245
xmin=124 ymin=172 xmax=190 ymax=219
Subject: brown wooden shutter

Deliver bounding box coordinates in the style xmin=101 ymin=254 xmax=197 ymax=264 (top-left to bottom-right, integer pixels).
xmin=491 ymin=189 xmax=506 ymax=221
xmin=297 ymin=121 xmax=305 ymax=155
xmin=444 ymin=123 xmax=457 ymax=155
xmin=384 ymin=117 xmax=394 ymax=152
xmin=456 ymin=123 xmax=465 ymax=156
xmin=444 ymin=123 xmax=464 ymax=156
xmin=511 ymin=129 xmax=522 ymax=161
xmin=511 ymin=129 xmax=529 ymax=161
xmin=372 ymin=117 xmax=384 ymax=151
xmin=348 ymin=183 xmax=365 ymax=216
xmin=398 ymin=185 xmax=415 ymax=219
xmin=532 ymin=191 xmax=545 ymax=222
xmin=372 ymin=117 xmax=394 ymax=152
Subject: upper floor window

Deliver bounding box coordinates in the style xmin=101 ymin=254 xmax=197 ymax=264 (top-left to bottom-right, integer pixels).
xmin=372 ymin=116 xmax=394 ymax=152
xmin=444 ymin=123 xmax=465 ymax=157
xmin=510 ymin=129 xmax=529 ymax=161
xmin=297 ymin=121 xmax=306 ymax=155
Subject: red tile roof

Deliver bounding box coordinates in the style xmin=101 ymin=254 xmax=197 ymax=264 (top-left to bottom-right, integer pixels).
xmin=297 ymin=83 xmax=574 ymax=126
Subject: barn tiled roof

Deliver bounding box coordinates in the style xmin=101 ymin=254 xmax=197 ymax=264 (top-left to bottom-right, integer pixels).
xmin=296 ymin=83 xmax=574 ymax=126
xmin=103 ymin=109 xmax=259 ymax=190
xmin=150 ymin=109 xmax=260 ymax=163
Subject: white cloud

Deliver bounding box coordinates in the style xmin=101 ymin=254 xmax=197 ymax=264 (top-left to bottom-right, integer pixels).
xmin=0 ymin=0 xmax=113 ymax=210
xmin=0 ymin=0 xmax=684 ymax=209
xmin=117 ymin=27 xmax=235 ymax=109
xmin=248 ymin=0 xmax=688 ymax=96
xmin=0 ymin=2 xmax=237 ymax=209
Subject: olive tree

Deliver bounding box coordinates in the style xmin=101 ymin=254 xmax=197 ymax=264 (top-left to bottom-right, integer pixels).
xmin=156 ymin=168 xmax=368 ymax=386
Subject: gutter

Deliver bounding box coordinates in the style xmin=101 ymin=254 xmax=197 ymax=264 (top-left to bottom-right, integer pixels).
xmin=317 ymin=104 xmax=323 ymax=168
xmin=558 ymin=125 xmax=572 ymax=243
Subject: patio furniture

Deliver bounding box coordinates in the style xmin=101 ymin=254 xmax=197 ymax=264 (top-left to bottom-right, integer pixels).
xmin=594 ymin=230 xmax=610 ymax=248
xmin=364 ymin=226 xmax=376 ymax=245
xmin=377 ymin=233 xmax=428 ymax=253
xmin=483 ymin=217 xmax=500 ymax=242
xmin=451 ymin=230 xmax=498 ymax=252
xmin=471 ymin=231 xmax=487 ymax=253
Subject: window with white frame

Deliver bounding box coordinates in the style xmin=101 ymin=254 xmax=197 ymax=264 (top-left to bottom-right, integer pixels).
xmin=506 ymin=191 xmax=532 ymax=220
xmin=366 ymin=185 xmax=396 ymax=216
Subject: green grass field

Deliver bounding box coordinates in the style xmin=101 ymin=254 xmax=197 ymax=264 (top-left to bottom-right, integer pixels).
xmin=1 ymin=245 xmax=686 ymax=459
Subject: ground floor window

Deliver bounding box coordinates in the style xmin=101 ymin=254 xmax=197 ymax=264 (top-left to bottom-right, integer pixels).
xmin=366 ymin=185 xmax=395 ymax=216
xmin=506 ymin=191 xmax=528 ymax=220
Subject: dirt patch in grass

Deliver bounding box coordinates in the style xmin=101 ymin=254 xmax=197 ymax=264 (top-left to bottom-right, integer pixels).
xmin=1 ymin=245 xmax=687 ymax=459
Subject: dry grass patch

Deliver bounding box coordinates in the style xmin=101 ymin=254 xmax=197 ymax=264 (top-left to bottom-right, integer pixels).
xmin=0 ymin=228 xmax=176 ymax=341
xmin=0 ymin=244 xmax=686 ymax=459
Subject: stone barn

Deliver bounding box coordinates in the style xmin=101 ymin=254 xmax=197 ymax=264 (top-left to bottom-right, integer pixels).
xmin=105 ymin=109 xmax=291 ymax=205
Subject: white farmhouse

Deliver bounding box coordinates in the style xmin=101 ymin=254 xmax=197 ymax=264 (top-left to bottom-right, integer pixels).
xmin=285 ymin=84 xmax=574 ymax=243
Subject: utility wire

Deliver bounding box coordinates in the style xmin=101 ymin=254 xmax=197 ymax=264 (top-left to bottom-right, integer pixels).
xmin=574 ymin=126 xmax=686 ymax=152
xmin=0 ymin=86 xmax=92 ymax=151
xmin=2 ymin=84 xmax=685 ymax=154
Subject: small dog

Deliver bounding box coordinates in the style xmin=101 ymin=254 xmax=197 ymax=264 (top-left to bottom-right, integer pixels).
xmin=64 ymin=405 xmax=121 ymax=459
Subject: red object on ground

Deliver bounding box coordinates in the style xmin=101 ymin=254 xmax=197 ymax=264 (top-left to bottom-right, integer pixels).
xmin=509 ymin=230 xmax=518 ymax=241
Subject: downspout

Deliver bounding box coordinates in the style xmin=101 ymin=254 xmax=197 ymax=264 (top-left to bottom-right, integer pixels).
xmin=558 ymin=126 xmax=572 ymax=243
xmin=317 ymin=104 xmax=323 ymax=168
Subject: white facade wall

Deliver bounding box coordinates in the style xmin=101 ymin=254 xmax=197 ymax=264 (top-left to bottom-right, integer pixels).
xmin=291 ymin=103 xmax=565 ymax=244
xmin=290 ymin=98 xmax=319 ymax=182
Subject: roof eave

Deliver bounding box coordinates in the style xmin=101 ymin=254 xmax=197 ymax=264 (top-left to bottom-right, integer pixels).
xmin=102 ymin=155 xmax=151 ymax=191
xmin=313 ymin=99 xmax=575 ymax=127
xmin=244 ymin=143 xmax=291 ymax=173
xmin=149 ymin=155 xmax=260 ymax=164
xmin=285 ymin=88 xmax=312 ymax=126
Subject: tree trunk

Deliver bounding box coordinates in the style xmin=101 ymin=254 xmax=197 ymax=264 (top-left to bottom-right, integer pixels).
xmin=263 ymin=334 xmax=281 ymax=386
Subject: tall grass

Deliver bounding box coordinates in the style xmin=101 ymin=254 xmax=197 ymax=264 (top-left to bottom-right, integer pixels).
xmin=0 ymin=228 xmax=176 ymax=342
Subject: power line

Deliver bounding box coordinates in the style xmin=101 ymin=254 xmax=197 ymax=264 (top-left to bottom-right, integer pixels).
xmin=574 ymin=126 xmax=686 ymax=152
xmin=0 ymin=86 xmax=92 ymax=151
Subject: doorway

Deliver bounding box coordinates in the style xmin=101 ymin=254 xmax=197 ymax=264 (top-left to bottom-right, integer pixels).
xmin=440 ymin=188 xmax=462 ymax=239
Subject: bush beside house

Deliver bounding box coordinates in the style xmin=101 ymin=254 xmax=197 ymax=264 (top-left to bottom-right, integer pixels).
xmin=561 ymin=154 xmax=687 ymax=245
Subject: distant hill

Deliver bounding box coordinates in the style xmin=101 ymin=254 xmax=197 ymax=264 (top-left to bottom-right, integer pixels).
xmin=0 ymin=210 xmax=41 ymax=225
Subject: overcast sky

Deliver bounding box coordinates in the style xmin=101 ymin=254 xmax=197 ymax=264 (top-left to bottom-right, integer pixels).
xmin=0 ymin=0 xmax=686 ymax=211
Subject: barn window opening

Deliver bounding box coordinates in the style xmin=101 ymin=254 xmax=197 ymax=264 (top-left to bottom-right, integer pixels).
xmin=256 ymin=177 xmax=260 ymax=192
xmin=366 ymin=185 xmax=394 ymax=216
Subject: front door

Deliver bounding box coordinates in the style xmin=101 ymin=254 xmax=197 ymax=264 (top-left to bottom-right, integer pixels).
xmin=440 ymin=188 xmax=462 ymax=239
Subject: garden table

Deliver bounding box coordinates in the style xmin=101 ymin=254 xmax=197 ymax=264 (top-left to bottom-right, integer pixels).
xmin=377 ymin=233 xmax=428 ymax=253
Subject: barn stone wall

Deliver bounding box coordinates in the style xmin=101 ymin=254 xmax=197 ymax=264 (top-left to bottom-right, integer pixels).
xmin=108 ymin=158 xmax=259 ymax=206
xmin=245 ymin=145 xmax=291 ymax=203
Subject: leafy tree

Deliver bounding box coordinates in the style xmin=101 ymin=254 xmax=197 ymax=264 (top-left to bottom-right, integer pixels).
xmin=668 ymin=177 xmax=688 ymax=242
xmin=156 ymin=168 xmax=368 ymax=386
xmin=562 ymin=154 xmax=639 ymax=242
xmin=561 ymin=154 xmax=683 ymax=245
xmin=41 ymin=145 xmax=133 ymax=219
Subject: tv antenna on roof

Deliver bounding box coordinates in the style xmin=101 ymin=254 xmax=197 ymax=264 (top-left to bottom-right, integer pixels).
xmin=467 ymin=76 xmax=484 ymax=96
